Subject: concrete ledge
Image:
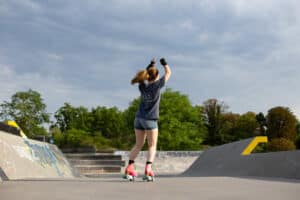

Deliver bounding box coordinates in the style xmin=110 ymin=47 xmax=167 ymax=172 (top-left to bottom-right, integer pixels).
xmin=118 ymin=151 xmax=203 ymax=175
xmin=0 ymin=122 xmax=20 ymax=137
xmin=115 ymin=151 xmax=203 ymax=157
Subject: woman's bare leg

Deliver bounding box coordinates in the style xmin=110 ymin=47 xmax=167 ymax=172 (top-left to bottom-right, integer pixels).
xmin=129 ymin=129 xmax=147 ymax=160
xmin=146 ymin=128 xmax=158 ymax=162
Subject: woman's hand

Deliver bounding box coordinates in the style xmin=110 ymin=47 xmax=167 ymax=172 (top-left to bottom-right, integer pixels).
xmin=147 ymin=58 xmax=156 ymax=70
xmin=160 ymin=58 xmax=171 ymax=81
xmin=160 ymin=58 xmax=167 ymax=66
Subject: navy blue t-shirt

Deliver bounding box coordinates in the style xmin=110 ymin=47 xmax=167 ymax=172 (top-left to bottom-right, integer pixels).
xmin=136 ymin=77 xmax=166 ymax=120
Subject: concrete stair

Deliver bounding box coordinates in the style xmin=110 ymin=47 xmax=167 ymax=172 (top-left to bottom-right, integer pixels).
xmin=64 ymin=152 xmax=125 ymax=177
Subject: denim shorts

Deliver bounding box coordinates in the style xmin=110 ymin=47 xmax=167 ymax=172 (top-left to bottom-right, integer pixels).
xmin=134 ymin=118 xmax=158 ymax=130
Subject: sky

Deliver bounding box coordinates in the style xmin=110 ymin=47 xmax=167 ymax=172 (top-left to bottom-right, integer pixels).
xmin=1 ymin=0 xmax=300 ymax=119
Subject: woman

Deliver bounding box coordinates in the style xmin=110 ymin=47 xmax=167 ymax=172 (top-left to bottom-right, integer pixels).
xmin=124 ymin=58 xmax=171 ymax=181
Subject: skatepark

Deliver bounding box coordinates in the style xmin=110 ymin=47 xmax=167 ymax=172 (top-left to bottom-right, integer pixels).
xmin=1 ymin=123 xmax=300 ymax=200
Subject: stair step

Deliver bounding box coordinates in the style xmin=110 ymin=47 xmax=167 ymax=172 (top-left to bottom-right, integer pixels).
xmin=84 ymin=174 xmax=120 ymax=178
xmin=76 ymin=166 xmax=121 ymax=174
xmin=63 ymin=151 xmax=124 ymax=176
xmin=61 ymin=148 xmax=114 ymax=153
xmin=74 ymin=165 xmax=121 ymax=170
xmin=69 ymin=159 xmax=125 ymax=166
xmin=65 ymin=153 xmax=121 ymax=160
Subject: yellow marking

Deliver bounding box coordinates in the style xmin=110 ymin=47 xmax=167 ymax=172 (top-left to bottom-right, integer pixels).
xmin=4 ymin=120 xmax=28 ymax=139
xmin=241 ymin=136 xmax=268 ymax=155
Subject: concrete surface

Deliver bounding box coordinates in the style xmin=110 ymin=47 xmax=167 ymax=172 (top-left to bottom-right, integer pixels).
xmin=2 ymin=133 xmax=300 ymax=200
xmin=184 ymin=138 xmax=300 ymax=179
xmin=0 ymin=130 xmax=78 ymax=180
xmin=0 ymin=176 xmax=299 ymax=200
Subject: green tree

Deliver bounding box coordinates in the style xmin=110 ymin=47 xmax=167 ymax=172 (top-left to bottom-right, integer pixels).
xmin=158 ymin=89 xmax=206 ymax=150
xmin=123 ymin=88 xmax=206 ymax=150
xmin=50 ymin=126 xmax=66 ymax=147
xmin=296 ymin=121 xmax=300 ymax=149
xmin=268 ymin=138 xmax=296 ymax=152
xmin=266 ymin=106 xmax=297 ymax=151
xmin=218 ymin=112 xmax=240 ymax=144
xmin=256 ymin=112 xmax=267 ymax=135
xmin=296 ymin=121 xmax=300 ymax=136
xmin=91 ymin=106 xmax=126 ymax=148
xmin=216 ymin=112 xmax=259 ymax=145
xmin=235 ymin=112 xmax=259 ymax=139
xmin=203 ymin=99 xmax=228 ymax=145
xmin=53 ymin=103 xmax=128 ymax=149
xmin=54 ymin=103 xmax=91 ymax=132
xmin=0 ymin=89 xmax=50 ymax=138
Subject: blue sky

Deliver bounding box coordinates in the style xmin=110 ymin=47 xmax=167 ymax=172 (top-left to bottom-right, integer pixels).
xmin=1 ymin=0 xmax=300 ymax=119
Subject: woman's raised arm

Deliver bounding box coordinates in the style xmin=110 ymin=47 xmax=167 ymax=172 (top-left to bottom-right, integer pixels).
xmin=160 ymin=58 xmax=171 ymax=81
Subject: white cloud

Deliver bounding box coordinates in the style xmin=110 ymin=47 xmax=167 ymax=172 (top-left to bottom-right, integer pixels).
xmin=197 ymin=32 xmax=210 ymax=43
xmin=46 ymin=53 xmax=63 ymax=61
xmin=0 ymin=0 xmax=41 ymax=18
xmin=19 ymin=0 xmax=41 ymax=12
xmin=0 ymin=63 xmax=137 ymax=116
xmin=1 ymin=0 xmax=300 ymax=120
xmin=179 ymin=20 xmax=195 ymax=31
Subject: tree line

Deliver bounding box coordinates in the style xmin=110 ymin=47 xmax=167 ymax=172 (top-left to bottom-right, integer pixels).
xmin=0 ymin=89 xmax=299 ymax=151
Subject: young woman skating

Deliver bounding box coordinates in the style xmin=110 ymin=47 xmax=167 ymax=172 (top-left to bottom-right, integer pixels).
xmin=124 ymin=58 xmax=171 ymax=181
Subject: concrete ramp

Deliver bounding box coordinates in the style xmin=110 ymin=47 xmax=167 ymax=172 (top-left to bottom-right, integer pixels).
xmin=0 ymin=130 xmax=78 ymax=180
xmin=183 ymin=137 xmax=300 ymax=180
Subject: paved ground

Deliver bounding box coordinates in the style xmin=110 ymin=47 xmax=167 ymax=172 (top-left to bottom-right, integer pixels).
xmin=1 ymin=176 xmax=299 ymax=200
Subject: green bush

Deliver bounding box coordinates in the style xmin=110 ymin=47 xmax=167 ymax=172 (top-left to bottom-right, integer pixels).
xmin=253 ymin=143 xmax=267 ymax=153
xmin=266 ymin=107 xmax=297 ymax=141
xmin=267 ymin=138 xmax=296 ymax=152
xmin=80 ymin=133 xmax=114 ymax=150
xmin=65 ymin=129 xmax=89 ymax=148
xmin=53 ymin=133 xmax=65 ymax=147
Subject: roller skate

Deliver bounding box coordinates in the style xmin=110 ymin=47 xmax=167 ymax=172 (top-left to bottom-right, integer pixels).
xmin=143 ymin=164 xmax=155 ymax=182
xmin=123 ymin=164 xmax=137 ymax=181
